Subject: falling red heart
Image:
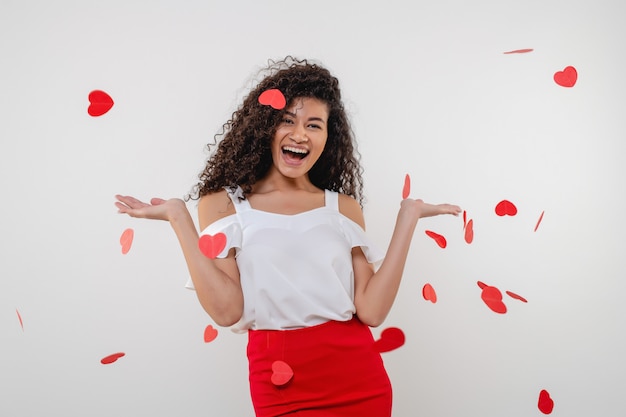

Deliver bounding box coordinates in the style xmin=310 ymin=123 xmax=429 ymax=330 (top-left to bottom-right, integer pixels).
xmin=503 ymin=48 xmax=534 ymax=54
xmin=402 ymin=174 xmax=411 ymax=199
xmin=198 ymin=233 xmax=227 ymax=259
xmin=425 ymin=230 xmax=447 ymax=248
xmin=422 ymin=283 xmax=437 ymax=303
xmin=88 ymin=90 xmax=114 ymax=116
xmin=480 ymin=285 xmax=507 ymax=314
xmin=464 ymin=219 xmax=474 ymax=244
xmin=120 ymin=228 xmax=134 ymax=255
xmin=373 ymin=327 xmax=405 ymax=353
xmin=203 ymin=324 xmax=218 ymax=343
xmin=101 ymin=352 xmax=125 ymax=365
xmin=16 ymin=309 xmax=24 ymax=331
xmin=463 ymin=210 xmax=467 ymax=229
xmin=554 ymin=66 xmax=577 ymax=87
xmin=258 ymin=89 xmax=286 ymax=110
xmin=506 ymin=290 xmax=528 ymax=303
xmin=495 ymin=200 xmax=517 ymax=217
xmin=534 ymin=210 xmax=545 ymax=232
xmin=271 ymin=360 xmax=294 ymax=386
xmin=538 ymin=389 xmax=554 ymax=414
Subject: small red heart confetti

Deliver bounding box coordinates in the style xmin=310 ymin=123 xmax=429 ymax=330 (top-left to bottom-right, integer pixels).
xmin=374 ymin=327 xmax=406 ymax=353
xmin=271 ymin=360 xmax=294 ymax=386
xmin=203 ymin=324 xmax=218 ymax=343
xmin=480 ymin=285 xmax=507 ymax=314
xmin=88 ymin=90 xmax=114 ymax=116
xmin=538 ymin=389 xmax=554 ymax=414
xmin=425 ymin=230 xmax=447 ymax=248
xmin=258 ymin=89 xmax=286 ymax=110
xmin=101 ymin=352 xmax=125 ymax=365
xmin=503 ymin=48 xmax=534 ymax=54
xmin=198 ymin=233 xmax=227 ymax=259
xmin=495 ymin=200 xmax=517 ymax=217
xmin=422 ymin=283 xmax=437 ymax=303
xmin=554 ymin=66 xmax=577 ymax=87
xmin=120 ymin=228 xmax=134 ymax=255
xmin=463 ymin=210 xmax=467 ymax=229
xmin=464 ymin=219 xmax=474 ymax=244
xmin=506 ymin=290 xmax=528 ymax=303
xmin=402 ymin=174 xmax=411 ymax=199
xmin=16 ymin=309 xmax=24 ymax=331
xmin=534 ymin=210 xmax=545 ymax=232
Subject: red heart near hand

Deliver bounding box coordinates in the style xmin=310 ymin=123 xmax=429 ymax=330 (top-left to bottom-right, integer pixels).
xmin=374 ymin=327 xmax=405 ymax=353
xmin=425 ymin=230 xmax=447 ymax=248
xmin=422 ymin=283 xmax=437 ymax=303
xmin=120 ymin=228 xmax=134 ymax=255
xmin=88 ymin=90 xmax=114 ymax=116
xmin=554 ymin=66 xmax=577 ymax=87
xmin=203 ymin=325 xmax=218 ymax=343
xmin=271 ymin=360 xmax=294 ymax=386
xmin=258 ymin=89 xmax=286 ymax=110
xmin=495 ymin=200 xmax=517 ymax=217
xmin=402 ymin=174 xmax=411 ymax=199
xmin=198 ymin=233 xmax=227 ymax=259
xmin=101 ymin=352 xmax=125 ymax=365
xmin=464 ymin=219 xmax=474 ymax=244
xmin=538 ymin=389 xmax=554 ymax=414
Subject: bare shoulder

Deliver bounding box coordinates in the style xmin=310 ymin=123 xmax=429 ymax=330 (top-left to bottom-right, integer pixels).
xmin=197 ymin=189 xmax=236 ymax=230
xmin=338 ymin=193 xmax=365 ymax=229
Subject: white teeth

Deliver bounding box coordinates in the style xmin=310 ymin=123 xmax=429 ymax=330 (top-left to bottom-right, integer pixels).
xmin=282 ymin=146 xmax=308 ymax=155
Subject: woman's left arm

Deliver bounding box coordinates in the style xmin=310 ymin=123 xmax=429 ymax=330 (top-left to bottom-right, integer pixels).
xmin=342 ymin=196 xmax=461 ymax=327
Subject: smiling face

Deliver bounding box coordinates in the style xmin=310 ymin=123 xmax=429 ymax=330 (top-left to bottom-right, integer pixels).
xmin=269 ymin=97 xmax=329 ymax=183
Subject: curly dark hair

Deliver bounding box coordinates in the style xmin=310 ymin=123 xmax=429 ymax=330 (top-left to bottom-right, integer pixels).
xmin=189 ymin=56 xmax=364 ymax=205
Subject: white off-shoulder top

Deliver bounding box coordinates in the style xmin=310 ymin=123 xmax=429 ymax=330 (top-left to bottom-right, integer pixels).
xmin=186 ymin=186 xmax=384 ymax=333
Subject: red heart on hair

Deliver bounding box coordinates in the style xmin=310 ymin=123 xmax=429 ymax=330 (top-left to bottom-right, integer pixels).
xmin=88 ymin=90 xmax=114 ymax=116
xmin=538 ymin=389 xmax=554 ymax=414
xmin=203 ymin=325 xmax=218 ymax=343
xmin=258 ymin=89 xmax=286 ymax=110
xmin=554 ymin=66 xmax=577 ymax=87
xmin=271 ymin=360 xmax=293 ymax=386
xmin=495 ymin=200 xmax=517 ymax=217
xmin=198 ymin=233 xmax=227 ymax=259
xmin=374 ymin=327 xmax=405 ymax=353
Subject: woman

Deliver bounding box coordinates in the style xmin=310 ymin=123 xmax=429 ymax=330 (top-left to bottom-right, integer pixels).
xmin=115 ymin=57 xmax=460 ymax=416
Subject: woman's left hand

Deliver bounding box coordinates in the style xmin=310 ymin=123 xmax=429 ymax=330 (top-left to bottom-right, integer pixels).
xmin=400 ymin=198 xmax=462 ymax=220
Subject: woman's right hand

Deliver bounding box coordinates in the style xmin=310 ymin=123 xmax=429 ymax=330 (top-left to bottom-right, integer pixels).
xmin=115 ymin=195 xmax=187 ymax=222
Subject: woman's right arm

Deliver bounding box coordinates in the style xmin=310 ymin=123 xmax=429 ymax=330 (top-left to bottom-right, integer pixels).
xmin=115 ymin=191 xmax=243 ymax=326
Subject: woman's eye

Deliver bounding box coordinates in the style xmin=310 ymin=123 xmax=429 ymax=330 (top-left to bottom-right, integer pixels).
xmin=282 ymin=118 xmax=294 ymax=124
xmin=308 ymin=124 xmax=321 ymax=129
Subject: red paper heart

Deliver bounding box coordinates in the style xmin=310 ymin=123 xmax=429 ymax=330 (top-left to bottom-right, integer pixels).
xmin=538 ymin=389 xmax=554 ymax=414
xmin=422 ymin=283 xmax=437 ymax=303
xmin=101 ymin=352 xmax=125 ymax=365
xmin=554 ymin=66 xmax=577 ymax=87
xmin=506 ymin=290 xmax=528 ymax=303
xmin=481 ymin=285 xmax=507 ymax=314
xmin=16 ymin=309 xmax=24 ymax=331
xmin=495 ymin=200 xmax=517 ymax=217
xmin=402 ymin=174 xmax=411 ymax=199
xmin=88 ymin=90 xmax=114 ymax=116
xmin=425 ymin=230 xmax=447 ymax=248
xmin=464 ymin=219 xmax=474 ymax=244
xmin=258 ymin=89 xmax=286 ymax=110
xmin=203 ymin=324 xmax=218 ymax=343
xmin=374 ymin=327 xmax=405 ymax=353
xmin=198 ymin=233 xmax=227 ymax=259
xmin=120 ymin=228 xmax=134 ymax=255
xmin=534 ymin=210 xmax=545 ymax=232
xmin=271 ymin=360 xmax=293 ymax=386
xmin=503 ymin=48 xmax=534 ymax=54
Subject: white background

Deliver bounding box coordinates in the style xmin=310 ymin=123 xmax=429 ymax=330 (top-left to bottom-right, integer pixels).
xmin=1 ymin=1 xmax=625 ymax=416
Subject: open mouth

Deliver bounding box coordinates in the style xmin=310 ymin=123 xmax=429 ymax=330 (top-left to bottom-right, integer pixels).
xmin=282 ymin=146 xmax=309 ymax=160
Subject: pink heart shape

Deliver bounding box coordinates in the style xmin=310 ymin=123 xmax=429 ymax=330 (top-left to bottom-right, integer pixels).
xmin=198 ymin=233 xmax=227 ymax=259
xmin=88 ymin=90 xmax=114 ymax=116
xmin=120 ymin=228 xmax=134 ymax=255
xmin=402 ymin=174 xmax=411 ymax=199
xmin=480 ymin=285 xmax=507 ymax=314
xmin=258 ymin=89 xmax=286 ymax=110
xmin=271 ymin=360 xmax=293 ymax=386
xmin=203 ymin=325 xmax=218 ymax=343
xmin=373 ymin=327 xmax=405 ymax=353
xmin=553 ymin=66 xmax=577 ymax=87
xmin=422 ymin=283 xmax=437 ymax=303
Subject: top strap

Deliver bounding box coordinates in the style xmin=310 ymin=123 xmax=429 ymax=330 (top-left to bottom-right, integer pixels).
xmin=325 ymin=189 xmax=339 ymax=211
xmin=226 ymin=186 xmax=251 ymax=212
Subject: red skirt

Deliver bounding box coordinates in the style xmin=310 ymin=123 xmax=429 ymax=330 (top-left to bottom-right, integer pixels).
xmin=247 ymin=316 xmax=392 ymax=417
